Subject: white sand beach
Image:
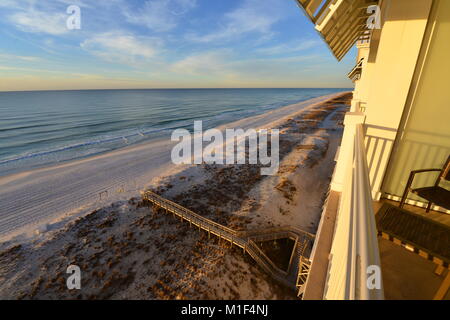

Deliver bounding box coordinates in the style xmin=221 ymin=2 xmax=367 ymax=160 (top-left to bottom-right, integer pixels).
xmin=0 ymin=92 xmax=351 ymax=300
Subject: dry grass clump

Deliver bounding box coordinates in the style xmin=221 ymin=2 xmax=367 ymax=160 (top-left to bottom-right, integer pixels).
xmin=0 ymin=244 xmax=22 ymax=261
xmin=155 ymin=164 xmax=264 ymax=228
xmin=302 ymin=109 xmax=329 ymax=121
xmin=296 ymin=144 xmax=315 ymax=150
xmin=279 ymin=94 xmax=350 ymax=133
xmin=277 ymin=164 xmax=299 ymax=175
xmin=304 ymin=139 xmax=330 ymax=168
xmin=275 ymin=178 xmax=297 ymax=201
xmin=325 ymin=92 xmax=353 ymax=105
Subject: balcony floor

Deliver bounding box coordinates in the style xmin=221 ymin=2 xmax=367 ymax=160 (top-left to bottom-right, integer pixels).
xmin=375 ymin=200 xmax=450 ymax=300
xmin=375 ymin=200 xmax=450 ymax=227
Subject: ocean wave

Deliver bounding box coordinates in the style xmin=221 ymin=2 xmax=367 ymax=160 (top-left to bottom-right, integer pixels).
xmin=0 ymin=102 xmax=294 ymax=165
xmin=0 ymin=88 xmax=348 ymax=171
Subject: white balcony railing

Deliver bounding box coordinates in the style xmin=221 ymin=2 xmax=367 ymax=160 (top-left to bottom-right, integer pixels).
xmin=323 ymin=120 xmax=384 ymax=300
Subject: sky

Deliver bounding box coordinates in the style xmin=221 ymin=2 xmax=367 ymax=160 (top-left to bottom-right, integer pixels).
xmin=0 ymin=0 xmax=356 ymax=91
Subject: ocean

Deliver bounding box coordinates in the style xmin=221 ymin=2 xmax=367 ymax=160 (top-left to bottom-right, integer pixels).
xmin=0 ymin=88 xmax=348 ymax=176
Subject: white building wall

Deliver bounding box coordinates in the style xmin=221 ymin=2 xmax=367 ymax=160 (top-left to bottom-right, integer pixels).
xmin=336 ymin=0 xmax=434 ymax=199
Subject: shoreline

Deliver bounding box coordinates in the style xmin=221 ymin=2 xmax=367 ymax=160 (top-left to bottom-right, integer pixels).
xmin=0 ymin=91 xmax=345 ymax=182
xmin=0 ymin=92 xmax=348 ymax=242
xmin=0 ymin=89 xmax=349 ymax=178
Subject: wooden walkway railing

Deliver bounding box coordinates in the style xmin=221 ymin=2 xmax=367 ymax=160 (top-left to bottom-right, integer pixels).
xmin=142 ymin=190 xmax=314 ymax=291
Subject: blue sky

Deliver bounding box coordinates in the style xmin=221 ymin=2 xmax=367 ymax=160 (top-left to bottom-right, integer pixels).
xmin=0 ymin=0 xmax=356 ymax=91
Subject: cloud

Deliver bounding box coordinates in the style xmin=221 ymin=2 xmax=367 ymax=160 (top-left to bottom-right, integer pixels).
xmin=8 ymin=9 xmax=68 ymax=35
xmin=0 ymin=53 xmax=41 ymax=62
xmin=1 ymin=0 xmax=106 ymax=35
xmin=255 ymin=40 xmax=322 ymax=55
xmin=0 ymin=0 xmax=25 ymax=9
xmin=169 ymin=49 xmax=321 ymax=82
xmin=1 ymin=0 xmax=92 ymax=35
xmin=170 ymin=50 xmax=233 ymax=76
xmin=186 ymin=0 xmax=285 ymax=43
xmin=55 ymin=0 xmax=92 ymax=9
xmin=0 ymin=0 xmax=91 ymax=9
xmin=124 ymin=0 xmax=196 ymax=32
xmin=81 ymin=32 xmax=161 ymax=65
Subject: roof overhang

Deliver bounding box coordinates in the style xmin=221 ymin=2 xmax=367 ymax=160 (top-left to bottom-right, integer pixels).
xmin=296 ymin=0 xmax=379 ymax=61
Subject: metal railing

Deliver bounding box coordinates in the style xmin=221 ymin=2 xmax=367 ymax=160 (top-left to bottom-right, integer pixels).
xmin=323 ymin=124 xmax=384 ymax=299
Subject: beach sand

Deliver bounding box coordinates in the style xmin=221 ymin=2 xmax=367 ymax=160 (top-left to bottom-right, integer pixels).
xmin=0 ymin=92 xmax=345 ymax=241
xmin=0 ymin=92 xmax=351 ymax=299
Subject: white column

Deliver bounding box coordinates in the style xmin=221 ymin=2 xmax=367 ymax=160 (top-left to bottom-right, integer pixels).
xmin=330 ymin=112 xmax=366 ymax=192
xmin=350 ymin=99 xmax=360 ymax=112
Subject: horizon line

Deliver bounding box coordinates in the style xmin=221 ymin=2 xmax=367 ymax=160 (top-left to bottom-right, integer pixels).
xmin=0 ymin=87 xmax=354 ymax=93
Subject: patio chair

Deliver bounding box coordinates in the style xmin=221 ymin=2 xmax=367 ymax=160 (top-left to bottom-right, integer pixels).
xmin=400 ymin=155 xmax=450 ymax=212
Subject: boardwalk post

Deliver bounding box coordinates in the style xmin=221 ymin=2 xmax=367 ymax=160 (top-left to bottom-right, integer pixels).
xmin=287 ymin=237 xmax=299 ymax=274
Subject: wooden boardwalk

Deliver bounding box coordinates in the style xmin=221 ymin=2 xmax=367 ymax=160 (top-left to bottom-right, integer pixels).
xmin=142 ymin=191 xmax=314 ymax=291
